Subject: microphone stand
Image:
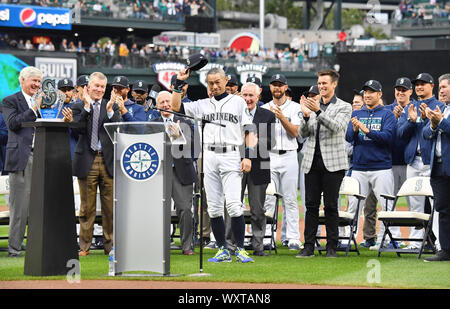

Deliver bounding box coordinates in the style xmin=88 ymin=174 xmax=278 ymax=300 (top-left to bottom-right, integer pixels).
xmin=156 ymin=107 xmax=224 ymax=276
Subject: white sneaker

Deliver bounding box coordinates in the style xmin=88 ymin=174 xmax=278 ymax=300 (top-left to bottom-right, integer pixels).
xmin=369 ymin=242 xmax=381 ymax=251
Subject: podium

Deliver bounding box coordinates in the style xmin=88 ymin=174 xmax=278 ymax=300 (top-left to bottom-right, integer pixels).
xmin=104 ymin=122 xmax=173 ymax=276
xmin=23 ymin=121 xmax=80 ymax=276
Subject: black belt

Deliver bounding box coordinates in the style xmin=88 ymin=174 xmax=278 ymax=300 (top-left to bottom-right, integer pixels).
xmin=207 ymin=145 xmax=237 ymax=153
xmin=274 ymin=150 xmax=289 ymax=155
xmin=93 ymin=150 xmax=103 ymax=156
xmin=416 ymin=151 xmax=421 ymax=157
xmin=435 ymin=156 xmax=442 ymax=163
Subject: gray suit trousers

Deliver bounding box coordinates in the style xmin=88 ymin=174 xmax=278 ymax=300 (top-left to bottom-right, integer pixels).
xmin=172 ymin=169 xmax=194 ymax=251
xmin=8 ymin=153 xmax=33 ymax=255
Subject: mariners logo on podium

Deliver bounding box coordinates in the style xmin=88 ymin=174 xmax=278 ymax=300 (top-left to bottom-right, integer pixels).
xmin=121 ymin=142 xmax=160 ymax=181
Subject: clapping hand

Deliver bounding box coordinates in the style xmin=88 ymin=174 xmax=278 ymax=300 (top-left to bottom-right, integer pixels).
xmin=62 ymin=107 xmax=73 ymax=122
xmin=299 ymin=95 xmax=311 ymax=118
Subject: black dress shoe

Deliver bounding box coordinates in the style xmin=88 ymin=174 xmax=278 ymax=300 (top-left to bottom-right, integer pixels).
xmin=296 ymin=248 xmax=314 ymax=258
xmin=253 ymin=250 xmax=268 ymax=256
xmin=326 ymin=248 xmax=338 ymax=258
xmin=424 ymin=250 xmax=450 ymax=262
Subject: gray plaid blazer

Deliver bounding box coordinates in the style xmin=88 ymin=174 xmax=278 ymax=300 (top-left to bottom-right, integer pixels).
xmin=299 ymin=97 xmax=352 ymax=174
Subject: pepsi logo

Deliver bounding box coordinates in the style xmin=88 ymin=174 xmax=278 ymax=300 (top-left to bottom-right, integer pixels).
xmin=20 ymin=8 xmax=37 ymax=27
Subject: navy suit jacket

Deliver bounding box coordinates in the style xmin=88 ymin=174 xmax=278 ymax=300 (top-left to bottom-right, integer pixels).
xmin=248 ymin=106 xmax=275 ymax=185
xmin=152 ymin=114 xmax=198 ymax=185
xmin=71 ymin=99 xmax=121 ymax=178
xmin=2 ymin=91 xmax=38 ymax=172
xmin=423 ymin=104 xmax=450 ymax=177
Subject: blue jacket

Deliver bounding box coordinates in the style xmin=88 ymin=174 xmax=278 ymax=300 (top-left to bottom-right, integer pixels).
xmin=345 ymin=104 xmax=396 ymax=171
xmin=422 ymin=104 xmax=450 ymax=177
xmin=58 ymin=101 xmax=79 ymax=159
xmin=122 ymin=99 xmax=146 ymax=122
xmin=397 ymin=96 xmax=445 ymax=165
xmin=385 ymin=100 xmax=410 ymax=166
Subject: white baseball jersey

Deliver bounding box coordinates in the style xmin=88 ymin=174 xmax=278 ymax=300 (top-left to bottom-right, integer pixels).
xmin=261 ymin=99 xmax=302 ymax=151
xmin=182 ymin=94 xmax=252 ymax=146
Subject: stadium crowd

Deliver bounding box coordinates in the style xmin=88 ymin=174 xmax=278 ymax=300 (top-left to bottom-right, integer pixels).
xmin=1 ymin=63 xmax=449 ymax=263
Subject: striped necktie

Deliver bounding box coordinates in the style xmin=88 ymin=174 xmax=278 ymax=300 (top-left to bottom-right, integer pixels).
xmin=90 ymin=101 xmax=100 ymax=151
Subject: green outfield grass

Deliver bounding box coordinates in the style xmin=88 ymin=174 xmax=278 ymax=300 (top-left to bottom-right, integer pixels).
xmin=1 ymin=194 xmax=445 ymax=289
xmin=0 ymin=227 xmax=449 ymax=289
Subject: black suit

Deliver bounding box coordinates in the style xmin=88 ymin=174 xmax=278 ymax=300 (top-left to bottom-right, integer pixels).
xmin=71 ymin=99 xmax=121 ymax=253
xmin=2 ymin=91 xmax=38 ymax=255
xmin=153 ymin=114 xmax=198 ymax=251
xmin=71 ymin=100 xmax=120 ymax=178
xmin=242 ymin=106 xmax=275 ymax=252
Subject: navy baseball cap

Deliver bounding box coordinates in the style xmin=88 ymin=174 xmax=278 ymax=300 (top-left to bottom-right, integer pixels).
xmin=226 ymin=74 xmax=239 ymax=86
xmin=186 ymin=53 xmax=208 ymax=71
xmin=270 ymin=74 xmax=288 ymax=85
xmin=394 ymin=77 xmax=412 ymax=90
xmin=76 ymin=75 xmax=89 ymax=87
xmin=57 ymin=78 xmax=74 ymax=89
xmin=304 ymin=85 xmax=319 ymax=96
xmin=112 ymin=76 xmax=129 ymax=88
xmin=171 ymin=74 xmax=186 ymax=87
xmin=246 ymin=76 xmax=261 ymax=87
xmin=132 ymin=80 xmax=148 ymax=92
xmin=363 ymin=80 xmax=382 ymax=92
xmin=412 ymin=73 xmax=434 ymax=85
xmin=353 ymin=89 xmax=364 ymax=96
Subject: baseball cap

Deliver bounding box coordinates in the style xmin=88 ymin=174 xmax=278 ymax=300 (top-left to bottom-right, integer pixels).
xmin=171 ymin=74 xmax=186 ymax=87
xmin=132 ymin=80 xmax=148 ymax=92
xmin=412 ymin=73 xmax=434 ymax=85
xmin=112 ymin=76 xmax=129 ymax=88
xmin=186 ymin=53 xmax=208 ymax=71
xmin=246 ymin=76 xmax=261 ymax=88
xmin=394 ymin=77 xmax=412 ymax=90
xmin=353 ymin=89 xmax=364 ymax=96
xmin=57 ymin=78 xmax=74 ymax=89
xmin=76 ymin=75 xmax=89 ymax=87
xmin=363 ymin=80 xmax=382 ymax=92
xmin=304 ymin=85 xmax=319 ymax=96
xmin=226 ymin=74 xmax=238 ymax=86
xmin=270 ymin=74 xmax=288 ymax=85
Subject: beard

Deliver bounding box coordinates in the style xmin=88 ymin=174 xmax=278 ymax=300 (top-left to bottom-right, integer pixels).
xmin=271 ymin=90 xmax=285 ymax=100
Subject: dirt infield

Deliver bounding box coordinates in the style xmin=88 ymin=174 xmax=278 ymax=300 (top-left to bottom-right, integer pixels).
xmin=0 ymin=280 xmax=373 ymax=289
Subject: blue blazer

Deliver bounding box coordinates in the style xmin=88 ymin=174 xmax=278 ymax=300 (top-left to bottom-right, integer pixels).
xmin=2 ymin=91 xmax=38 ymax=172
xmin=397 ymin=97 xmax=445 ymax=165
xmin=422 ymin=104 xmax=450 ymax=177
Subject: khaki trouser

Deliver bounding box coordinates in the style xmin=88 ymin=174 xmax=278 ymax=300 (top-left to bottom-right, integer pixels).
xmin=78 ymin=154 xmax=113 ymax=253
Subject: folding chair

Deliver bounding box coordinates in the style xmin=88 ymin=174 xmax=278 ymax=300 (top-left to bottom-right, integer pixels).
xmin=378 ymin=176 xmax=436 ymax=259
xmin=243 ymin=182 xmax=282 ymax=255
xmin=0 ymin=175 xmax=10 ymax=244
xmin=315 ymin=176 xmax=366 ymax=256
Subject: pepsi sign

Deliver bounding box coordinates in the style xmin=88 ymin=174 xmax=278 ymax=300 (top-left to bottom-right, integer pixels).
xmin=0 ymin=4 xmax=71 ymax=30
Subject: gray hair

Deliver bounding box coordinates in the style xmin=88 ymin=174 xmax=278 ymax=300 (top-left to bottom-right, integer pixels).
xmin=156 ymin=90 xmax=172 ymax=104
xmin=241 ymin=82 xmax=260 ymax=94
xmin=19 ymin=66 xmax=42 ymax=81
xmin=206 ymin=67 xmax=226 ymax=79
xmin=438 ymin=73 xmax=450 ymax=84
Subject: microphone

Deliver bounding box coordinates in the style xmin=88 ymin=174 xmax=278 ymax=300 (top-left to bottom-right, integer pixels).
xmin=145 ymin=84 xmax=161 ymax=112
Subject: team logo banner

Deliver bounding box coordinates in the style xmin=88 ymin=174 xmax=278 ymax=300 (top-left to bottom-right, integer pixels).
xmin=197 ymin=63 xmax=225 ymax=88
xmin=236 ymin=64 xmax=268 ymax=85
xmin=0 ymin=4 xmax=71 ymax=30
xmin=35 ymin=57 xmax=77 ymax=85
xmin=153 ymin=62 xmax=186 ymax=90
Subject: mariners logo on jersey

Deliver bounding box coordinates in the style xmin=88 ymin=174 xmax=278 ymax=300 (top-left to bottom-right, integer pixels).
xmin=358 ymin=117 xmax=382 ymax=140
xmin=121 ymin=142 xmax=160 ymax=181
